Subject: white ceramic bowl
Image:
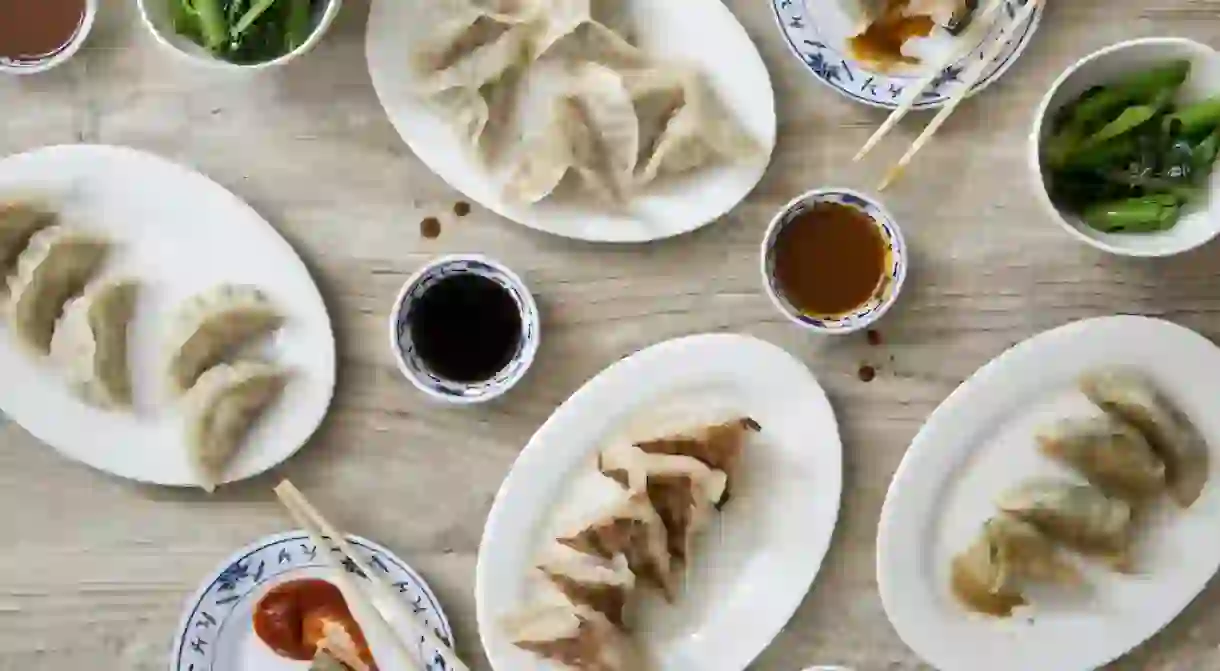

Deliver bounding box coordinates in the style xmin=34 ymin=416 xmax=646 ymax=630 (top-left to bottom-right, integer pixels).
xmin=760 ymin=187 xmax=907 ymax=335
xmin=137 ymin=0 xmax=341 ymax=71
xmin=1030 ymin=37 xmax=1220 ymax=257
xmin=0 ymin=0 xmax=97 ymax=75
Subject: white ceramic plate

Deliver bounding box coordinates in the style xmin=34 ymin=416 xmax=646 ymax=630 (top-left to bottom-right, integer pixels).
xmin=170 ymin=531 xmax=454 ymax=671
xmin=0 ymin=145 xmax=335 ymax=487
xmin=365 ymin=0 xmax=777 ymax=243
xmin=476 ymin=333 xmax=842 ymax=670
xmin=878 ymin=316 xmax=1220 ymax=671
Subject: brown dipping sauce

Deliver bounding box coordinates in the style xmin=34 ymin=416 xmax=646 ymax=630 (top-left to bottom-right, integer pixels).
xmin=773 ymin=202 xmax=887 ymax=318
xmin=0 ymin=0 xmax=86 ymax=63
xmin=253 ymin=579 xmax=375 ymax=667
xmin=848 ymin=0 xmax=935 ymax=69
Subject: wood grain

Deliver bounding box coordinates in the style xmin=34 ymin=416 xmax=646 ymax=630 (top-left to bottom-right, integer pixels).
xmin=2 ymin=0 xmax=1220 ymax=669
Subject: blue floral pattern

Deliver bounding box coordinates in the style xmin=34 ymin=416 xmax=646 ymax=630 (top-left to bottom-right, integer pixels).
xmin=772 ymin=0 xmax=1043 ymax=109
xmin=171 ymin=532 xmax=454 ymax=671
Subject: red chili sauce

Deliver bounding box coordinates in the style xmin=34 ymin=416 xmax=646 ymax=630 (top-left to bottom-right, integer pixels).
xmin=253 ymin=579 xmax=375 ymax=667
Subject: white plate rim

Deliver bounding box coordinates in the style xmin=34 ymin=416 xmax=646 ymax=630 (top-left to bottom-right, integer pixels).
xmin=877 ymin=315 xmax=1220 ymax=671
xmin=475 ymin=332 xmax=843 ymax=670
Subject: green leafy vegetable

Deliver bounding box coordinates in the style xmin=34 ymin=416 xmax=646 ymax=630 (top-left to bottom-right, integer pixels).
xmin=168 ymin=0 xmax=318 ymax=64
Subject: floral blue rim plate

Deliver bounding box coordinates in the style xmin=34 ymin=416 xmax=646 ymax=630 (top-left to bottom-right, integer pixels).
xmin=772 ymin=0 xmax=1044 ymax=109
xmin=170 ymin=531 xmax=453 ymax=671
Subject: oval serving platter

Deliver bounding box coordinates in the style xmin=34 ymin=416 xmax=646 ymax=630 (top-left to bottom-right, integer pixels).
xmin=0 ymin=145 xmax=336 ymax=488
xmin=366 ymin=0 xmax=776 ymax=243
xmin=170 ymin=531 xmax=454 ymax=671
xmin=772 ymin=0 xmax=1043 ymax=109
xmin=878 ymin=316 xmax=1220 ymax=671
xmin=477 ymin=333 xmax=842 ymax=671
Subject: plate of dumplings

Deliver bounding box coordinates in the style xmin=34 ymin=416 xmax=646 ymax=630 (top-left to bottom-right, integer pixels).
xmin=0 ymin=145 xmax=336 ymax=490
xmin=365 ymin=0 xmax=777 ymax=243
xmin=476 ymin=333 xmax=843 ymax=671
xmin=878 ymin=316 xmax=1220 ymax=671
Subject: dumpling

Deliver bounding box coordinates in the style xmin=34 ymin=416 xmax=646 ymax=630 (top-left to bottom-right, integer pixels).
xmin=540 ymin=20 xmax=645 ymax=71
xmin=165 ymin=284 xmax=283 ymax=395
xmin=997 ymin=481 xmax=1134 ymax=569
xmin=632 ymin=417 xmax=760 ymax=502
xmin=950 ymin=514 xmax=1080 ymax=617
xmin=0 ymin=202 xmax=55 ymax=291
xmin=50 ymin=279 xmax=139 ymax=409
xmin=506 ymin=603 xmax=642 ymax=671
xmin=6 ymin=226 xmax=109 ymax=355
xmin=536 ymin=0 xmax=637 ymax=54
xmin=538 ymin=548 xmax=635 ymax=628
xmin=1037 ymin=415 xmax=1166 ymax=502
xmin=185 ymin=361 xmax=288 ymax=492
xmin=557 ymin=491 xmax=675 ymax=599
xmin=636 ymin=71 xmax=760 ymax=185
xmin=1081 ymin=369 xmax=1209 ymax=508
xmin=504 ymin=98 xmax=579 ymax=203
xmin=599 ymin=441 xmax=728 ymax=566
xmin=622 ymin=67 xmax=688 ymax=169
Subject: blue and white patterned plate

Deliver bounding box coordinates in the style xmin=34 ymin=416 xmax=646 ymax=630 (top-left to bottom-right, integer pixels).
xmin=170 ymin=532 xmax=453 ymax=671
xmin=772 ymin=0 xmax=1043 ymax=109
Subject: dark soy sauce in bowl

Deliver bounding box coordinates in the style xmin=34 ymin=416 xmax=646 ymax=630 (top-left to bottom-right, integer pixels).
xmin=408 ymin=274 xmax=522 ymax=383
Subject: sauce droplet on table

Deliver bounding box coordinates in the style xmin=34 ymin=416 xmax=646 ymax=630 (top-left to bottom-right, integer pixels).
xmin=858 ymin=365 xmax=877 ymax=383
xmin=453 ymin=201 xmax=471 ymax=217
xmin=420 ymin=216 xmax=442 ymax=239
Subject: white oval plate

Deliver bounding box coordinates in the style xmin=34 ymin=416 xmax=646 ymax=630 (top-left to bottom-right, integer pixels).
xmin=365 ymin=0 xmax=777 ymax=243
xmin=878 ymin=316 xmax=1220 ymax=671
xmin=476 ymin=333 xmax=842 ymax=670
xmin=0 ymin=145 xmax=335 ymax=487
xmin=170 ymin=531 xmax=454 ymax=671
xmin=772 ymin=0 xmax=1043 ymax=109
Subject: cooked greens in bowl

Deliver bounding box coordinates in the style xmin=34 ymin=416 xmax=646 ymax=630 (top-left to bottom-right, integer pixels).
xmin=169 ymin=0 xmax=320 ymax=64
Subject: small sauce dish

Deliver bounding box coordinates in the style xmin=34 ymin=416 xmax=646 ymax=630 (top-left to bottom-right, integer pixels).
xmin=0 ymin=0 xmax=97 ymax=75
xmin=761 ymin=187 xmax=907 ymax=335
xmin=389 ymin=254 xmax=540 ymax=405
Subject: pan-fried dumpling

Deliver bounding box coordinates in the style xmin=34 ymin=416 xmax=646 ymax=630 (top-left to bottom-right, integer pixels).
xmin=557 ymin=491 xmax=675 ymax=599
xmin=50 ymin=279 xmax=139 ymax=409
xmin=997 ymin=481 xmax=1134 ymax=570
xmin=185 ymin=361 xmax=288 ymax=492
xmin=950 ymin=514 xmax=1081 ymax=617
xmin=599 ymin=441 xmax=727 ymax=565
xmin=1081 ymin=369 xmax=1209 ymax=508
xmin=633 ymin=417 xmax=760 ymax=502
xmin=1037 ymin=415 xmax=1166 ymax=502
xmin=6 ymin=226 xmax=109 ymax=354
xmin=506 ymin=603 xmax=642 ymax=671
xmin=538 ymin=548 xmax=635 ymax=628
xmin=166 ymin=285 xmax=283 ymax=396
xmin=0 ymin=202 xmax=55 ymax=292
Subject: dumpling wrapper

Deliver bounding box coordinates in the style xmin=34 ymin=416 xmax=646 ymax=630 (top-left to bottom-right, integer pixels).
xmin=536 ymin=0 xmax=637 ymax=54
xmin=950 ymin=514 xmax=1080 ymax=618
xmin=1037 ymin=415 xmax=1166 ymax=502
xmin=165 ymin=284 xmax=283 ymax=395
xmin=185 ymin=361 xmax=288 ymax=492
xmin=622 ymin=67 xmax=689 ymax=169
xmin=506 ymin=603 xmax=642 ymax=671
xmin=539 ymin=20 xmax=645 ymax=71
xmin=50 ymin=278 xmax=139 ymax=409
xmin=599 ymin=440 xmax=727 ymax=565
xmin=504 ymin=97 xmax=579 ymax=203
xmin=557 ymin=491 xmax=676 ymax=600
xmin=0 ymin=202 xmax=56 ymax=292
xmin=1081 ymin=368 xmax=1209 ymax=508
xmin=6 ymin=226 xmax=109 ymax=355
xmin=538 ymin=548 xmax=635 ymax=628
xmin=632 ymin=417 xmax=760 ymax=502
xmin=997 ymin=480 xmax=1134 ymax=570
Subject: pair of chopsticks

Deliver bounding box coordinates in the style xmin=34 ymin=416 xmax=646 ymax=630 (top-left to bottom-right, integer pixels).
xmin=274 ymin=480 xmax=471 ymax=671
xmin=855 ymin=0 xmax=1044 ymax=190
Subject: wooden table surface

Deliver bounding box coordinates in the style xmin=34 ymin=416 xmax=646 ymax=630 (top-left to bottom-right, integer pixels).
xmin=3 ymin=0 xmax=1220 ymax=669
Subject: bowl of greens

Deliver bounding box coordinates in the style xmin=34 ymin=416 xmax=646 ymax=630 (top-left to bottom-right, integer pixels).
xmin=1031 ymin=38 xmax=1220 ymax=257
xmin=138 ymin=0 xmax=341 ymax=69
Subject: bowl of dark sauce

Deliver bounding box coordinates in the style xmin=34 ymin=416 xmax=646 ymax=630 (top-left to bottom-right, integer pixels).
xmin=0 ymin=0 xmax=96 ymax=75
xmin=389 ymin=255 xmax=540 ymax=405
xmin=761 ymin=188 xmax=907 ymax=334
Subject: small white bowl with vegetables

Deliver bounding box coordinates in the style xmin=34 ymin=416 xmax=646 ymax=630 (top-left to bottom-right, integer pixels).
xmin=1031 ymin=38 xmax=1220 ymax=257
xmin=138 ymin=0 xmax=341 ymax=70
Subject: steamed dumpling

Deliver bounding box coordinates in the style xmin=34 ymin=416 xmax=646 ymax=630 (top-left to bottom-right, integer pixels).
xmin=1037 ymin=415 xmax=1166 ymax=502
xmin=536 ymin=0 xmax=637 ymax=54
xmin=557 ymin=491 xmax=675 ymax=599
xmin=506 ymin=603 xmax=642 ymax=671
xmin=997 ymin=480 xmax=1134 ymax=570
xmin=166 ymin=284 xmax=283 ymax=395
xmin=185 ymin=361 xmax=288 ymax=492
xmin=1081 ymin=369 xmax=1209 ymax=508
xmin=504 ymin=97 xmax=580 ymax=203
xmin=50 ymin=278 xmax=139 ymax=409
xmin=622 ymin=68 xmax=688 ymax=169
xmin=950 ymin=514 xmax=1081 ymax=618
xmin=540 ymin=20 xmax=644 ymax=71
xmin=6 ymin=226 xmax=109 ymax=354
xmin=0 ymin=202 xmax=55 ymax=292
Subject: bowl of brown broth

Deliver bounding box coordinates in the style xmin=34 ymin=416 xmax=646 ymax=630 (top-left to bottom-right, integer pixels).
xmin=761 ymin=188 xmax=907 ymax=334
xmin=0 ymin=0 xmax=96 ymax=75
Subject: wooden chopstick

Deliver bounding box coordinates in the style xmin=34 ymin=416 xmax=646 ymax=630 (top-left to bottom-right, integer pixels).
xmin=275 ymin=480 xmax=473 ymax=671
xmin=877 ymin=0 xmax=1043 ymax=190
xmin=853 ymin=0 xmax=1007 ymax=163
